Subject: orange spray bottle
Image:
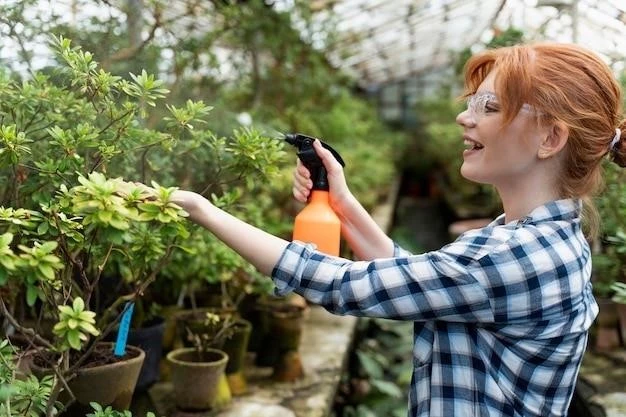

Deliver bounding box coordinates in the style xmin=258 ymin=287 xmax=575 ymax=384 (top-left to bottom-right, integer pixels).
xmin=284 ymin=133 xmax=345 ymax=256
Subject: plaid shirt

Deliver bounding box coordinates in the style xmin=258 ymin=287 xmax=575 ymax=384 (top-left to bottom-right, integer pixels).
xmin=272 ymin=199 xmax=598 ymax=417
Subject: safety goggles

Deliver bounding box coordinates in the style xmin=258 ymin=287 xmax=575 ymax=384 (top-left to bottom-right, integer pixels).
xmin=465 ymin=92 xmax=538 ymax=121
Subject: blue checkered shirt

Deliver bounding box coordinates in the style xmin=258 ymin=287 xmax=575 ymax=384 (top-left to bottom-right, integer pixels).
xmin=272 ymin=199 xmax=598 ymax=417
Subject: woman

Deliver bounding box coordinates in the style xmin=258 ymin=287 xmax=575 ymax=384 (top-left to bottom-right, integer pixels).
xmin=166 ymin=43 xmax=625 ymax=416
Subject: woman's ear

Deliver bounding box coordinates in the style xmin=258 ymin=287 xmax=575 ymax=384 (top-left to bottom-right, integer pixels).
xmin=538 ymin=121 xmax=569 ymax=159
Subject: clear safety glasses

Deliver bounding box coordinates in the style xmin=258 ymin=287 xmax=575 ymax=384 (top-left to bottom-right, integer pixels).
xmin=465 ymin=92 xmax=538 ymax=121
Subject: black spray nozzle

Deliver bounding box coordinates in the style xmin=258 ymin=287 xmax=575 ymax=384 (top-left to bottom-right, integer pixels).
xmin=284 ymin=133 xmax=345 ymax=191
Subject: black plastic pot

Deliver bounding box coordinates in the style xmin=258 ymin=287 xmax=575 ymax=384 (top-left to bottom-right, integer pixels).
xmin=105 ymin=317 xmax=165 ymax=392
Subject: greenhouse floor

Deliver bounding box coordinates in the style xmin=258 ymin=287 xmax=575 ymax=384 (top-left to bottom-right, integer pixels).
xmin=578 ymin=349 xmax=626 ymax=416
xmin=146 ymin=306 xmax=357 ymax=417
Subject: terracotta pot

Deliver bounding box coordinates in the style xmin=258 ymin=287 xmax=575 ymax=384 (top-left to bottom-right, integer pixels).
xmin=222 ymin=319 xmax=252 ymax=395
xmin=166 ymin=347 xmax=230 ymax=411
xmin=30 ymin=343 xmax=145 ymax=416
xmin=104 ymin=318 xmax=165 ymax=392
xmin=269 ymin=304 xmax=305 ymax=382
xmin=160 ymin=305 xmax=182 ymax=352
xmin=252 ymin=299 xmax=305 ymax=381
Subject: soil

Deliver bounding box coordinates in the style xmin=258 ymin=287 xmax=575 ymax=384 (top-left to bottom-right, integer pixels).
xmin=32 ymin=343 xmax=141 ymax=369
xmin=174 ymin=349 xmax=225 ymax=363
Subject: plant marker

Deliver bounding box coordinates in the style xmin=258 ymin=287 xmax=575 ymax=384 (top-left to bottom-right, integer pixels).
xmin=114 ymin=302 xmax=134 ymax=356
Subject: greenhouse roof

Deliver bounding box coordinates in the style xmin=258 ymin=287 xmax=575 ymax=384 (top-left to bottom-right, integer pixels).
xmin=310 ymin=0 xmax=626 ymax=87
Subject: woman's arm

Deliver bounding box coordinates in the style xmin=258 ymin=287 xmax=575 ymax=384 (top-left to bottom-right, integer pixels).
xmin=293 ymin=140 xmax=395 ymax=260
xmin=335 ymin=193 xmax=395 ymax=260
xmin=170 ymin=190 xmax=289 ymax=275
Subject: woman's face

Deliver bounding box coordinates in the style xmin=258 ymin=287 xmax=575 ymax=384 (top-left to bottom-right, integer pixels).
xmin=455 ymin=70 xmax=548 ymax=189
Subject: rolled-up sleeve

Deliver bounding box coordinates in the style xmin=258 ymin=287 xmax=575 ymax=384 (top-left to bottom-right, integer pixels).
xmin=271 ymin=240 xmax=495 ymax=323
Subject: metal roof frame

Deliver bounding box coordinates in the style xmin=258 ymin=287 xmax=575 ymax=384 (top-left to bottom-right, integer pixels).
xmin=314 ymin=0 xmax=626 ymax=87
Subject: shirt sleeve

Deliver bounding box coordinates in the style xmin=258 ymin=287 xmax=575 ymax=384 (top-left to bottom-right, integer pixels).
xmin=393 ymin=242 xmax=414 ymax=257
xmin=271 ymin=239 xmax=496 ymax=323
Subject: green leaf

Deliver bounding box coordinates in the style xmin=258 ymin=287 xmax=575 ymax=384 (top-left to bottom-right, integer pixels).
xmin=37 ymin=222 xmax=50 ymax=235
xmin=26 ymin=285 xmax=38 ymax=306
xmin=356 ymin=351 xmax=383 ymax=379
xmin=98 ymin=210 xmax=113 ymax=222
xmin=78 ymin=310 xmax=97 ymax=322
xmin=73 ymin=297 xmax=85 ymax=312
xmin=39 ymin=241 xmax=58 ymax=252
xmin=58 ymin=305 xmax=74 ymax=316
xmin=108 ymin=217 xmax=129 ymax=230
xmin=53 ymin=321 xmax=67 ymax=333
xmin=392 ymin=407 xmax=407 ymax=417
xmin=0 ymin=257 xmax=15 ymax=271
xmin=90 ymin=402 xmax=103 ymax=413
xmin=79 ymin=322 xmax=100 ymax=337
xmin=0 ymin=384 xmax=16 ymax=402
xmin=138 ymin=203 xmax=161 ymax=213
xmin=0 ymin=233 xmax=13 ymax=246
xmin=38 ymin=264 xmax=55 ymax=280
xmin=370 ymin=379 xmax=403 ymax=398
xmin=67 ymin=329 xmax=82 ymax=350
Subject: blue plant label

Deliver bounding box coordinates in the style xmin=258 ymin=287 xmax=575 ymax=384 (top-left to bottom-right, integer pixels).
xmin=114 ymin=302 xmax=134 ymax=356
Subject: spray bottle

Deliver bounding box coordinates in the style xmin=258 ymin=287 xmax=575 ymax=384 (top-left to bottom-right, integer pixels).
xmin=284 ymin=133 xmax=345 ymax=256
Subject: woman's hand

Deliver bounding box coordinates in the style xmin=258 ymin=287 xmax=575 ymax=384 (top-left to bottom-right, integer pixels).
xmin=170 ymin=190 xmax=208 ymax=218
xmin=292 ymin=139 xmax=352 ymax=211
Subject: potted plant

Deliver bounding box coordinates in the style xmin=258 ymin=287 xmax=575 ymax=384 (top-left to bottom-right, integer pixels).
xmin=0 ymin=173 xmax=188 ymax=414
xmin=165 ymin=231 xmax=259 ymax=395
xmin=166 ymin=312 xmax=236 ymax=411
xmin=0 ymin=35 xmax=192 ymax=416
xmin=0 ymin=35 xmax=285 ymax=416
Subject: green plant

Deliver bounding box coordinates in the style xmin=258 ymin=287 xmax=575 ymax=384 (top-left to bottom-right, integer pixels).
xmin=184 ymin=312 xmax=237 ymax=353
xmin=591 ymin=253 xmax=620 ymax=298
xmin=86 ymin=402 xmax=156 ymax=417
xmin=0 ymin=339 xmax=59 ymax=417
xmin=0 ymin=35 xmax=285 ymax=416
xmin=52 ymin=297 xmax=99 ymax=352
xmin=592 ymin=161 xmax=626 ymax=296
xmin=337 ymin=319 xmax=413 ymax=417
xmin=611 ymin=282 xmax=626 ymax=304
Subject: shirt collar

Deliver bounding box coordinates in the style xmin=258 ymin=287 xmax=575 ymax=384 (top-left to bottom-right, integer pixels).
xmin=490 ymin=198 xmax=582 ymax=227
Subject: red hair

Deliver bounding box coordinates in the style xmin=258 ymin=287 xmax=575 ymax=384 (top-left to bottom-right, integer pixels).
xmin=463 ymin=43 xmax=625 ymax=235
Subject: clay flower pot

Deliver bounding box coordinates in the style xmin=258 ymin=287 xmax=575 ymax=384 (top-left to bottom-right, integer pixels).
xmin=30 ymin=342 xmax=145 ymax=415
xmin=166 ymin=347 xmax=230 ymax=411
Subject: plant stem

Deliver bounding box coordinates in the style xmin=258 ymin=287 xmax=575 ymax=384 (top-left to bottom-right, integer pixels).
xmin=0 ymin=298 xmax=54 ymax=350
xmin=85 ymin=243 xmax=113 ymax=307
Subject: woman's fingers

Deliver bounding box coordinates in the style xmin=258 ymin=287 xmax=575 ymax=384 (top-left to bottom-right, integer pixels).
xmin=294 ymin=164 xmax=312 ymax=189
xmin=292 ymin=140 xmax=349 ymax=204
xmin=292 ymin=159 xmax=313 ymax=203
xmin=296 ymin=159 xmax=311 ymax=179
xmin=312 ymin=139 xmax=344 ymax=176
xmin=292 ymin=172 xmax=310 ymax=203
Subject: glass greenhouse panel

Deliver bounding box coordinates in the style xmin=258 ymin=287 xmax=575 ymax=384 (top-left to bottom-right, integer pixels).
xmin=314 ymin=0 xmax=626 ymax=86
